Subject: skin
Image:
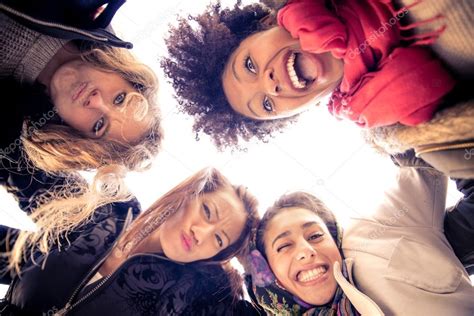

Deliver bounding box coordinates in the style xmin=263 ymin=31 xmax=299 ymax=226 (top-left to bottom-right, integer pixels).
xmin=264 ymin=207 xmax=342 ymax=305
xmin=134 ymin=186 xmax=248 ymax=263
xmin=222 ymin=26 xmax=343 ymax=120
xmin=48 ymin=59 xmax=152 ymax=143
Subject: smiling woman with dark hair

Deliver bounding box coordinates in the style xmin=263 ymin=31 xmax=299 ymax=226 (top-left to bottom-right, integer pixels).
xmin=163 ymin=0 xmax=474 ymax=179
xmin=246 ymin=156 xmax=474 ymax=315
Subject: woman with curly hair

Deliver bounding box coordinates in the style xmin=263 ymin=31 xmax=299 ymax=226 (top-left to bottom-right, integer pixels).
xmin=162 ymin=0 xmax=473 ymax=179
xmin=0 ymin=167 xmax=261 ymax=315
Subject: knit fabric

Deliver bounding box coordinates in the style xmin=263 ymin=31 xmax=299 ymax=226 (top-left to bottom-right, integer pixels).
xmin=398 ymin=0 xmax=474 ymax=78
xmin=0 ymin=12 xmax=65 ymax=83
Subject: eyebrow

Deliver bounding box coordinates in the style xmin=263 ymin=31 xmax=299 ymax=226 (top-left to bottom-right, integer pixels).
xmin=222 ymin=230 xmax=231 ymax=246
xmin=271 ymin=222 xmax=321 ymax=248
xmin=302 ymin=221 xmax=319 ymax=229
xmin=231 ymin=57 xmax=241 ymax=83
xmin=272 ymin=231 xmax=291 ymax=248
xmin=247 ymin=101 xmax=261 ymax=118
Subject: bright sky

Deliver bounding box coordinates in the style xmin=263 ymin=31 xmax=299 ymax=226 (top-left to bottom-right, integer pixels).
xmin=0 ymin=0 xmax=465 ymax=296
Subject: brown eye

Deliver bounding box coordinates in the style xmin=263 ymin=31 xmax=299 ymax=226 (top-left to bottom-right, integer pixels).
xmin=263 ymin=96 xmax=273 ymax=112
xmin=245 ymin=56 xmax=257 ymax=74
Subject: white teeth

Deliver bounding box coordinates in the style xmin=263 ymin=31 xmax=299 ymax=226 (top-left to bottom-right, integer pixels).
xmin=287 ymin=52 xmax=307 ymax=89
xmin=297 ymin=266 xmax=327 ymax=282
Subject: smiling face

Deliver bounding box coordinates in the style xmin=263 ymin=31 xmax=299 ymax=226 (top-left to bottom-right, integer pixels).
xmin=157 ymin=186 xmax=247 ymax=263
xmin=222 ymin=26 xmax=343 ymax=120
xmin=49 ymin=59 xmax=153 ymax=143
xmin=264 ymin=207 xmax=342 ymax=305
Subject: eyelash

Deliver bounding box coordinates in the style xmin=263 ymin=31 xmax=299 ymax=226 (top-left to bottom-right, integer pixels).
xmin=263 ymin=96 xmax=273 ymax=112
xmin=114 ymin=92 xmax=127 ymax=105
xmin=276 ymin=233 xmax=325 ymax=252
xmin=216 ymin=234 xmax=223 ymax=248
xmin=244 ymin=56 xmax=257 ymax=74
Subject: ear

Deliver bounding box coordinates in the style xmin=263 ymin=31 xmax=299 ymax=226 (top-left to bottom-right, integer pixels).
xmin=259 ymin=14 xmax=278 ymax=28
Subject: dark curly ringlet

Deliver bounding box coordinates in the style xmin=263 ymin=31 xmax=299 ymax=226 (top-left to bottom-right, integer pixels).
xmin=161 ymin=1 xmax=296 ymax=149
xmin=256 ymin=192 xmax=341 ymax=259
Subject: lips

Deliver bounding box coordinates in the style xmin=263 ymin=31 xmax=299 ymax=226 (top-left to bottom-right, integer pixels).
xmin=72 ymin=82 xmax=88 ymax=102
xmin=295 ymin=264 xmax=329 ymax=284
xmin=181 ymin=233 xmax=193 ymax=252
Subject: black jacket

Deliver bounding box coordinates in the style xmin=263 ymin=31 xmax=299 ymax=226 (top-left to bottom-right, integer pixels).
xmin=0 ymin=195 xmax=257 ymax=315
xmin=0 ymin=0 xmax=132 ymax=48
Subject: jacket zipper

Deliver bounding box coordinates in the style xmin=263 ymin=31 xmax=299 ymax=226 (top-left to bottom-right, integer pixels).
xmin=0 ymin=4 xmax=109 ymax=42
xmin=54 ymin=208 xmax=136 ymax=316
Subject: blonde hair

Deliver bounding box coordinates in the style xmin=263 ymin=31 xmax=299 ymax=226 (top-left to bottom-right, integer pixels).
xmin=6 ymin=47 xmax=163 ymax=275
xmin=21 ymin=45 xmax=162 ymax=173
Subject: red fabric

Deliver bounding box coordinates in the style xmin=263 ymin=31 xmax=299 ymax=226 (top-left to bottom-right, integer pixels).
xmin=278 ymin=0 xmax=456 ymax=127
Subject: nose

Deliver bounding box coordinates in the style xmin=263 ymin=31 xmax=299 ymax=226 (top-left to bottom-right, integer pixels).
xmin=84 ymin=90 xmax=108 ymax=113
xmin=295 ymin=241 xmax=316 ymax=262
xmin=191 ymin=222 xmax=214 ymax=246
xmin=263 ymin=68 xmax=281 ymax=96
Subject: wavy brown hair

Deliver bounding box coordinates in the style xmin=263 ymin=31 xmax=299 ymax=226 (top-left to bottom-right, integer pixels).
xmin=161 ymin=1 xmax=296 ymax=150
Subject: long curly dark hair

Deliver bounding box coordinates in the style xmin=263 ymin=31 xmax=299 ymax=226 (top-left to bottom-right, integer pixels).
xmin=161 ymin=1 xmax=295 ymax=149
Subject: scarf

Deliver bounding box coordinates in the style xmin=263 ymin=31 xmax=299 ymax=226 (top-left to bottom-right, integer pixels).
xmin=246 ymin=220 xmax=359 ymax=316
xmin=277 ymin=0 xmax=456 ymax=128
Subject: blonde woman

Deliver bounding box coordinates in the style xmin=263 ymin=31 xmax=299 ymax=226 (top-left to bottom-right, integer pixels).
xmin=0 ymin=168 xmax=261 ymax=315
xmin=0 ymin=0 xmax=162 ymax=244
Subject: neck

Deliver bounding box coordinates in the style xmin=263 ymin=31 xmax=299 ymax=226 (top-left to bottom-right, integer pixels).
xmin=37 ymin=42 xmax=81 ymax=89
xmin=130 ymin=228 xmax=163 ymax=256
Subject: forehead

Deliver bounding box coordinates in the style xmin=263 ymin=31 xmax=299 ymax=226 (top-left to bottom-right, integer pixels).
xmin=266 ymin=208 xmax=326 ymax=238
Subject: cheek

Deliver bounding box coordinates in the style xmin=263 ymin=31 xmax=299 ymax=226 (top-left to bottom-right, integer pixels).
xmin=268 ymin=254 xmax=290 ymax=285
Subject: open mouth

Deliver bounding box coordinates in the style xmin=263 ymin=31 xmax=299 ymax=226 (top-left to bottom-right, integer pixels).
xmin=296 ymin=264 xmax=329 ymax=283
xmin=286 ymin=52 xmax=317 ymax=90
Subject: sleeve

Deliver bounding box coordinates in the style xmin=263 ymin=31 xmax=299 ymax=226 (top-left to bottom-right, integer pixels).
xmin=369 ymin=151 xmax=448 ymax=230
xmin=444 ymin=178 xmax=474 ymax=274
xmin=0 ymin=225 xmax=18 ymax=284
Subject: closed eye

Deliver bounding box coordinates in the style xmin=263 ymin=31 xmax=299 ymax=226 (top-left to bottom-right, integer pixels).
xmin=276 ymin=243 xmax=291 ymax=252
xmin=244 ymin=56 xmax=257 ymax=74
xmin=114 ymin=92 xmax=127 ymax=105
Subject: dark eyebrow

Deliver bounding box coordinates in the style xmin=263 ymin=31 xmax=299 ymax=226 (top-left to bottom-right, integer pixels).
xmin=222 ymin=230 xmax=231 ymax=246
xmin=272 ymin=230 xmax=291 ymax=248
xmin=302 ymin=221 xmax=319 ymax=229
xmin=231 ymin=56 xmax=241 ymax=83
xmin=247 ymin=101 xmax=261 ymax=118
xmin=213 ymin=202 xmax=220 ymax=220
